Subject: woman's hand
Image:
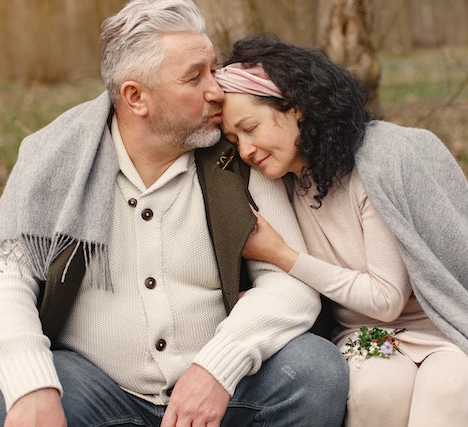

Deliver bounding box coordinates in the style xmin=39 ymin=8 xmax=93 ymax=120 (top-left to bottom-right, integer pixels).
xmin=243 ymin=208 xmax=299 ymax=272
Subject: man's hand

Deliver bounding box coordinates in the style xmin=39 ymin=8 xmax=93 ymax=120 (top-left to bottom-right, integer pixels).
xmin=161 ymin=364 xmax=230 ymax=427
xmin=5 ymin=388 xmax=66 ymax=427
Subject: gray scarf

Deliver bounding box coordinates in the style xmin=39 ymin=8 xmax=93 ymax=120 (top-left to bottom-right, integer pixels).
xmin=356 ymin=120 xmax=468 ymax=354
xmin=0 ymin=92 xmax=119 ymax=286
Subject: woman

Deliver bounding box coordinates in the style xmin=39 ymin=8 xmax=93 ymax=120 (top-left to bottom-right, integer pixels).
xmin=215 ymin=34 xmax=468 ymax=426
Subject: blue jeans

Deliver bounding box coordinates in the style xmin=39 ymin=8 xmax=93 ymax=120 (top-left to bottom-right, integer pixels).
xmin=0 ymin=333 xmax=348 ymax=426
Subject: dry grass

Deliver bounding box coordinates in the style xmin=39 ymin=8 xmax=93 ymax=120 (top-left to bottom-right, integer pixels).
xmin=378 ymin=45 xmax=468 ymax=175
xmin=1 ymin=45 xmax=467 ymax=194
xmin=0 ymin=78 xmax=104 ymax=193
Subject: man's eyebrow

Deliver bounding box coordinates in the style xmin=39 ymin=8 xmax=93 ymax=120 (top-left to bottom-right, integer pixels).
xmin=182 ymin=56 xmax=217 ymax=77
xmin=181 ymin=62 xmax=204 ymax=77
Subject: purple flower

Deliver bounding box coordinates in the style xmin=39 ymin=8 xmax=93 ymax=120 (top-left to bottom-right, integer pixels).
xmin=380 ymin=340 xmax=394 ymax=355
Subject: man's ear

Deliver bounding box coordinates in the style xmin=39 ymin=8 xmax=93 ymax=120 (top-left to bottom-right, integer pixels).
xmin=120 ymin=81 xmax=148 ymax=116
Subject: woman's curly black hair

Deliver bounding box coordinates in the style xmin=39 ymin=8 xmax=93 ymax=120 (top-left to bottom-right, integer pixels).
xmin=222 ymin=34 xmax=372 ymax=207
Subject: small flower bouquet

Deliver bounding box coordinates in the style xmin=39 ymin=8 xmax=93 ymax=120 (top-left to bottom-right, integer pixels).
xmin=343 ymin=326 xmax=405 ymax=366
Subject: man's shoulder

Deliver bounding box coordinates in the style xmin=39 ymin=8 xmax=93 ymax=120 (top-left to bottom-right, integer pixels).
xmin=22 ymin=91 xmax=112 ymax=147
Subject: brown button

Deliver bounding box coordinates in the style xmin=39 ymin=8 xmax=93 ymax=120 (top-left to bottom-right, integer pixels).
xmin=128 ymin=198 xmax=137 ymax=207
xmin=145 ymin=277 xmax=156 ymax=289
xmin=141 ymin=208 xmax=153 ymax=221
xmin=156 ymin=339 xmax=166 ymax=351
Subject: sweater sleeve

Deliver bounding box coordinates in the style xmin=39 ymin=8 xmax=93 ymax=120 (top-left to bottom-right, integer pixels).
xmin=193 ymin=169 xmax=321 ymax=395
xmin=289 ymin=176 xmax=412 ymax=322
xmin=0 ymin=243 xmax=62 ymax=411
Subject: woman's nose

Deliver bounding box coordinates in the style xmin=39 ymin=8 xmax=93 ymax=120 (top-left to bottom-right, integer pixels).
xmin=238 ymin=140 xmax=256 ymax=162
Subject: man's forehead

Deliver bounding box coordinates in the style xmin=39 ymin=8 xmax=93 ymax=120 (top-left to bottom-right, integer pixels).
xmin=153 ymin=34 xmax=213 ymax=84
xmin=161 ymin=32 xmax=214 ymax=60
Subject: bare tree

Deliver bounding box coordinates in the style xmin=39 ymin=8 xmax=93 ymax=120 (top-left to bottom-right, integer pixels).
xmin=1 ymin=1 xmax=467 ymax=85
xmin=254 ymin=0 xmax=318 ymax=46
xmin=197 ymin=0 xmax=381 ymax=113
xmin=318 ymin=0 xmax=381 ymax=114
xmin=194 ymin=0 xmax=263 ymax=61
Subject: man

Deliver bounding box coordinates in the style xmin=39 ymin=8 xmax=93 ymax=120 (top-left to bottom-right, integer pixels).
xmin=0 ymin=1 xmax=348 ymax=426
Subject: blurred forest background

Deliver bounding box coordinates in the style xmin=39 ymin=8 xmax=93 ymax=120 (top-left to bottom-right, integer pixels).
xmin=1 ymin=0 xmax=468 ymax=193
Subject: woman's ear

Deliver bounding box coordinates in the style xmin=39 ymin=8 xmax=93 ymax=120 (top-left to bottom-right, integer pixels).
xmin=120 ymin=81 xmax=148 ymax=116
xmin=294 ymin=107 xmax=305 ymax=123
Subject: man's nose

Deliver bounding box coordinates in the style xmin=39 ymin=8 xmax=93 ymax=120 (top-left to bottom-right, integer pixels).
xmin=206 ymin=74 xmax=224 ymax=103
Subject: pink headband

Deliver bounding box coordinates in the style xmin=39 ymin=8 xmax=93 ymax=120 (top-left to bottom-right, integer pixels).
xmin=215 ymin=63 xmax=283 ymax=99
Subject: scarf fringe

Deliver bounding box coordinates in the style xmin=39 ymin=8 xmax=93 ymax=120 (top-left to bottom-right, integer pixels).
xmin=0 ymin=235 xmax=112 ymax=290
xmin=81 ymin=240 xmax=113 ymax=290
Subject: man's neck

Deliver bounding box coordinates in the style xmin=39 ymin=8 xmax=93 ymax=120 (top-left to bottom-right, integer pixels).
xmin=116 ymin=115 xmax=186 ymax=188
xmin=130 ymin=150 xmax=183 ymax=188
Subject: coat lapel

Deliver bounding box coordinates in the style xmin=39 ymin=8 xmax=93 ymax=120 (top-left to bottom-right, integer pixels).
xmin=195 ymin=139 xmax=256 ymax=312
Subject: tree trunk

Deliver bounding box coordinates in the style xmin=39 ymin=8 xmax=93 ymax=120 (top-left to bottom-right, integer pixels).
xmin=194 ymin=0 xmax=263 ymax=61
xmin=254 ymin=0 xmax=318 ymax=46
xmin=319 ymin=0 xmax=381 ymax=115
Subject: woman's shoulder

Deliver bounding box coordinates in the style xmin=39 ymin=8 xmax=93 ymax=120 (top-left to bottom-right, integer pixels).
xmin=357 ymin=120 xmax=447 ymax=178
xmin=362 ymin=120 xmax=442 ymax=154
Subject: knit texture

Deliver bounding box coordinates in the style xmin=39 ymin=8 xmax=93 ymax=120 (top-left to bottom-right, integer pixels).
xmin=0 ymin=92 xmax=118 ymax=286
xmin=355 ymin=120 xmax=468 ymax=353
xmin=0 ymin=93 xmax=320 ymax=410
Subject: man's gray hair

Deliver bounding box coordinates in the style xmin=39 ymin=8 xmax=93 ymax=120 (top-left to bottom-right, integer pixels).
xmin=100 ymin=0 xmax=206 ymax=105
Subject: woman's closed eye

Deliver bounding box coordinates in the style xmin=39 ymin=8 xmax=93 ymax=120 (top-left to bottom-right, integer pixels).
xmin=243 ymin=125 xmax=257 ymax=134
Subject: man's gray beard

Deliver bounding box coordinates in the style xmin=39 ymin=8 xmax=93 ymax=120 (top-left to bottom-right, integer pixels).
xmin=180 ymin=125 xmax=221 ymax=151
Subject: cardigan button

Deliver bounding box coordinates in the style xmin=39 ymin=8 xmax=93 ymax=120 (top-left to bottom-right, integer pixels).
xmin=145 ymin=277 xmax=156 ymax=289
xmin=141 ymin=208 xmax=153 ymax=221
xmin=156 ymin=339 xmax=166 ymax=351
xmin=128 ymin=198 xmax=138 ymax=207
